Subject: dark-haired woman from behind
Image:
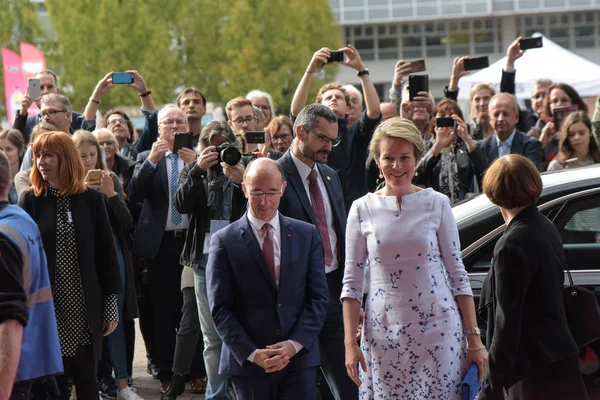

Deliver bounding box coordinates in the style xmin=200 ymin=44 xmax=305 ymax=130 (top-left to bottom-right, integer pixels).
xmin=547 ymin=111 xmax=600 ymax=171
xmin=18 ymin=131 xmax=122 ymax=400
xmin=479 ymin=154 xmax=588 ymax=400
xmin=0 ymin=129 xmax=26 ymax=203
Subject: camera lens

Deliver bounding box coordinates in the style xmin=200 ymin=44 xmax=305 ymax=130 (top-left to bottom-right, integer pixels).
xmin=220 ymin=146 xmax=242 ymax=165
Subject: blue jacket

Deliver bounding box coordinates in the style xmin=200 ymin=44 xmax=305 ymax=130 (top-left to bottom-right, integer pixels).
xmin=207 ymin=213 xmax=329 ymax=377
xmin=0 ymin=205 xmax=63 ymax=382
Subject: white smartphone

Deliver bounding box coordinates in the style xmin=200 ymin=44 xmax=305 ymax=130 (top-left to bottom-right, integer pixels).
xmin=28 ymin=78 xmax=41 ymax=100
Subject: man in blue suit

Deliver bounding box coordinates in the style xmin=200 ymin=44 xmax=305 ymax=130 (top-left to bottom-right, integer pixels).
xmin=277 ymin=104 xmax=358 ymax=400
xmin=207 ymin=158 xmax=329 ymax=399
xmin=127 ymin=105 xmax=198 ymax=392
xmin=479 ymin=93 xmax=543 ymax=170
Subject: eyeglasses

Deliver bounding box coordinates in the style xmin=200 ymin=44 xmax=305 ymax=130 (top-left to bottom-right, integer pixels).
xmin=107 ymin=119 xmax=127 ymax=126
xmin=248 ymin=185 xmax=284 ymax=199
xmin=40 ymin=109 xmax=67 ymax=118
xmin=160 ymin=119 xmax=186 ymax=126
xmin=272 ymin=133 xmax=292 ymax=141
xmin=255 ymin=105 xmax=270 ymax=111
xmin=309 ymin=130 xmax=341 ymax=147
xmin=232 ymin=116 xmax=256 ymax=126
xmin=99 ymin=141 xmax=117 ymax=147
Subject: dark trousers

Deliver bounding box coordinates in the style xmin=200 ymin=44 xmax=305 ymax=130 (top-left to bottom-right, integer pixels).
xmin=232 ymin=367 xmax=317 ymax=400
xmin=53 ymin=345 xmax=97 ymax=400
xmin=172 ymin=286 xmax=206 ymax=380
xmin=318 ymin=268 xmax=358 ymax=400
xmin=136 ymin=285 xmax=156 ymax=365
xmin=10 ymin=382 xmax=32 ymax=400
xmin=506 ymin=356 xmax=589 ymax=400
xmin=147 ymin=232 xmax=185 ymax=382
xmin=125 ymin=319 xmax=135 ymax=377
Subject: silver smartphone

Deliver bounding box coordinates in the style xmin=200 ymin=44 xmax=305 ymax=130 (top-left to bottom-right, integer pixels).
xmin=28 ymin=78 xmax=41 ymax=100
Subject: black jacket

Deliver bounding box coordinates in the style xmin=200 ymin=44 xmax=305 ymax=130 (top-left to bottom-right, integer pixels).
xmin=18 ymin=188 xmax=122 ymax=360
xmin=478 ymin=206 xmax=578 ymax=398
xmin=174 ymin=162 xmax=247 ymax=269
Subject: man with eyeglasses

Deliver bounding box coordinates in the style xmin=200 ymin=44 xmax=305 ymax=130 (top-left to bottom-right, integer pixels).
xmin=291 ymin=45 xmax=381 ymax=214
xmin=13 ymin=69 xmax=88 ymax=144
xmin=226 ymin=97 xmax=260 ymax=133
xmin=206 ymin=157 xmax=328 ymax=400
xmin=277 ymin=104 xmax=357 ymax=400
xmin=127 ymin=105 xmax=198 ymax=393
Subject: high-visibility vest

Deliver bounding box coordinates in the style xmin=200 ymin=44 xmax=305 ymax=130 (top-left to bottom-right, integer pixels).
xmin=0 ymin=205 xmax=63 ymax=382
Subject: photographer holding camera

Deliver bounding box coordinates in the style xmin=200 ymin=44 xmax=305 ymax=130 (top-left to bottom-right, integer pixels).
xmin=173 ymin=121 xmax=251 ymax=399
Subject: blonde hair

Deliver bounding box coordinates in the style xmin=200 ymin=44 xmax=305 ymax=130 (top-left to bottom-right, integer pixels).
xmin=369 ymin=117 xmax=424 ymax=161
xmin=72 ymin=129 xmax=107 ymax=170
xmin=94 ymin=128 xmax=119 ymax=147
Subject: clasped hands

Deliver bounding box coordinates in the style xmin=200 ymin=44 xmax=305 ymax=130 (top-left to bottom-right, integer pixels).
xmin=253 ymin=340 xmax=297 ymax=373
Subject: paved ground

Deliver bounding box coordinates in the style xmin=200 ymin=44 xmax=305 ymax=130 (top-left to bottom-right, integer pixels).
xmin=132 ymin=321 xmax=205 ymax=400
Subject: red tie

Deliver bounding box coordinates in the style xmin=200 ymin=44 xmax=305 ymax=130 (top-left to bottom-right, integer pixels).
xmin=308 ymin=169 xmax=333 ymax=266
xmin=261 ymin=223 xmax=277 ymax=285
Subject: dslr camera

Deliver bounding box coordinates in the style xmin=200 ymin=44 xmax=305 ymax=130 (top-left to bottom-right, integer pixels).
xmin=213 ymin=143 xmax=242 ymax=167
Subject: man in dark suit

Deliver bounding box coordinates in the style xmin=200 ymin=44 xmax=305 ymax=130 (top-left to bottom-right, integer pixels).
xmin=277 ymin=103 xmax=357 ymax=400
xmin=207 ymin=158 xmax=329 ymax=399
xmin=127 ymin=105 xmax=197 ymax=392
xmin=479 ymin=93 xmax=543 ymax=171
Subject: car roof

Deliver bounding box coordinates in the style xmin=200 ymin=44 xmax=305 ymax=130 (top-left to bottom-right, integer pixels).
xmin=453 ymin=163 xmax=600 ymax=228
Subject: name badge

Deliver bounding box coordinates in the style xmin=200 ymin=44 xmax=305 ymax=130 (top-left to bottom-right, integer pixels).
xmin=203 ymin=220 xmax=229 ymax=254
xmin=67 ymin=211 xmax=73 ymax=223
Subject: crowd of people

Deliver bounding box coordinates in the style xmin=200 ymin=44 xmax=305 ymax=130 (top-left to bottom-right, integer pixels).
xmin=1 ymin=35 xmax=599 ymax=400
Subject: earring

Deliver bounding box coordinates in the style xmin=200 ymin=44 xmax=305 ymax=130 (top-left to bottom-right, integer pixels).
xmin=378 ymin=170 xmax=383 ymax=179
xmin=414 ymin=168 xmax=418 ymax=177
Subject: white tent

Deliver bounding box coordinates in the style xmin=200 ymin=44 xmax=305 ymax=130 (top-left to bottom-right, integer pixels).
xmin=457 ymin=34 xmax=600 ymax=100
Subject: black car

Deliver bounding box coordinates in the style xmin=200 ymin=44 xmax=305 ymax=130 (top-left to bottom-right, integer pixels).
xmin=452 ymin=163 xmax=600 ymax=296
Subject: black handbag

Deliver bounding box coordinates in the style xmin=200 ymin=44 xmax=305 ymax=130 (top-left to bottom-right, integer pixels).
xmin=563 ymin=263 xmax=600 ymax=347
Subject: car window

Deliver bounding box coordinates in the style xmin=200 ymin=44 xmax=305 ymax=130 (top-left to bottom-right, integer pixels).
xmin=561 ymin=207 xmax=600 ymax=244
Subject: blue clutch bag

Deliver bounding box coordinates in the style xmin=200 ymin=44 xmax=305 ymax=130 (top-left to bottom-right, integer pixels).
xmin=462 ymin=364 xmax=481 ymax=400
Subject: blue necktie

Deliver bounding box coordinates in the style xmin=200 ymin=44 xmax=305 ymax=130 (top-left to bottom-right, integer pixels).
xmin=170 ymin=154 xmax=182 ymax=225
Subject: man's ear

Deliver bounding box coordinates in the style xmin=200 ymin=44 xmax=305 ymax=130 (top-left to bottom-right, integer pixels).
xmin=227 ymin=120 xmax=233 ymax=128
xmin=56 ymin=87 xmax=61 ymax=94
xmin=295 ymin=126 xmax=304 ymax=141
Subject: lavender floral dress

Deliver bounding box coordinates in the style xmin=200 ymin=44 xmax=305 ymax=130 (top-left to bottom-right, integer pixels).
xmin=341 ymin=188 xmax=473 ymax=399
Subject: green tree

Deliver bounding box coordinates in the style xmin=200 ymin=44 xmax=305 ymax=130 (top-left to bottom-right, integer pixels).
xmin=0 ymin=0 xmax=47 ymax=120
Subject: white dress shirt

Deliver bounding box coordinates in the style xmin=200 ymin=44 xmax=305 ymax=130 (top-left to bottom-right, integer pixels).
xmin=290 ymin=151 xmax=339 ymax=273
xmin=148 ymin=151 xmax=190 ymax=231
xmin=495 ymin=128 xmax=517 ymax=158
xmin=245 ymin=210 xmax=303 ymax=362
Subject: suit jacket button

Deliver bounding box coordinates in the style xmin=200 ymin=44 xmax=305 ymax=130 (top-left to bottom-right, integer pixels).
xmin=277 ymin=303 xmax=282 ymax=309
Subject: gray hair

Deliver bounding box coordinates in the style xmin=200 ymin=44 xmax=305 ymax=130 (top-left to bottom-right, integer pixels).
xmin=157 ymin=104 xmax=186 ymax=123
xmin=41 ymin=93 xmax=72 ymax=113
xmin=35 ymin=69 xmax=58 ymax=86
xmin=342 ymin=84 xmax=363 ymax=105
xmin=199 ymin=121 xmax=238 ymax=151
xmin=93 ymin=128 xmax=118 ymax=145
xmin=490 ymin=92 xmax=519 ymax=114
xmin=534 ymin=79 xmax=553 ymax=88
xmin=293 ymin=103 xmax=338 ymax=134
xmin=246 ymin=90 xmax=275 ymax=120
xmin=252 ymin=106 xmax=265 ymax=126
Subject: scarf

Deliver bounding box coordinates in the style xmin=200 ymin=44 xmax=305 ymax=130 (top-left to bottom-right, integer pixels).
xmin=438 ymin=145 xmax=461 ymax=205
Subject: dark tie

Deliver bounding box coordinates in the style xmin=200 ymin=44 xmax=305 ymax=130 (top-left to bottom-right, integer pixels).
xmin=307 ymin=169 xmax=333 ymax=266
xmin=261 ymin=223 xmax=277 ymax=285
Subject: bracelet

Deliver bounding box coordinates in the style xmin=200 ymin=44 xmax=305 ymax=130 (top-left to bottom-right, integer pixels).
xmin=89 ymin=98 xmax=101 ymax=105
xmin=357 ymin=69 xmax=370 ymax=77
xmin=139 ymin=90 xmax=152 ymax=97
xmin=467 ymin=345 xmax=486 ymax=351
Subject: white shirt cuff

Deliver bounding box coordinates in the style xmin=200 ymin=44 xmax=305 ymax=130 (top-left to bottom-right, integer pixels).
xmin=146 ymin=159 xmax=157 ymax=168
xmin=288 ymin=340 xmax=304 ymax=354
xmin=247 ymin=349 xmax=259 ymax=363
xmin=504 ymin=66 xmax=515 ymax=73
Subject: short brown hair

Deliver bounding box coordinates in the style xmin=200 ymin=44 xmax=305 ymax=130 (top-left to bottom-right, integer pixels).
xmin=541 ymin=83 xmax=588 ymax=121
xmin=103 ymin=110 xmax=135 ymax=144
xmin=0 ymin=129 xmax=26 ymax=163
xmin=176 ymin=87 xmax=207 ymax=107
xmin=426 ymin=99 xmax=464 ymax=138
xmin=482 ymin=154 xmax=542 ymax=209
xmin=30 ymin=122 xmax=59 ymax=145
xmin=266 ymin=116 xmax=293 ymax=138
xmin=369 ymin=117 xmax=424 ymax=162
xmin=225 ymin=97 xmax=253 ymax=120
xmin=30 ymin=132 xmax=87 ymax=196
xmin=316 ymin=83 xmax=351 ymax=108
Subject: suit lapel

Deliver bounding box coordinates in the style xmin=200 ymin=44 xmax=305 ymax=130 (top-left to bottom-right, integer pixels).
xmin=278 ymin=215 xmax=292 ymax=292
xmin=281 ymin=152 xmax=316 ymax=225
xmin=240 ymin=215 xmax=277 ymax=289
xmin=158 ymin=157 xmax=169 ymax=196
xmin=510 ymin=131 xmax=523 ymax=154
xmin=487 ymin=137 xmax=499 ymax=162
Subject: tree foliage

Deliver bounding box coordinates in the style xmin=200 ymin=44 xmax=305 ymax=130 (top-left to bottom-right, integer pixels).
xmin=0 ymin=0 xmax=47 ymax=120
xmin=43 ymin=0 xmax=341 ymax=114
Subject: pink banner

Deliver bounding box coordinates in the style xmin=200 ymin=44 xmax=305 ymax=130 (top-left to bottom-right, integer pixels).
xmin=20 ymin=42 xmax=46 ymax=117
xmin=2 ymin=48 xmax=24 ymax=126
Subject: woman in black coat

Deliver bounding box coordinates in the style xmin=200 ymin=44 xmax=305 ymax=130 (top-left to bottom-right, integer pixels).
xmin=19 ymin=131 xmax=122 ymax=400
xmin=478 ymin=154 xmax=588 ymax=400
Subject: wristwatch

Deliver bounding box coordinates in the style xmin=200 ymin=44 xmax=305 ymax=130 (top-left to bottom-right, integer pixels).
xmin=357 ymin=69 xmax=370 ymax=77
xmin=465 ymin=327 xmax=481 ymax=336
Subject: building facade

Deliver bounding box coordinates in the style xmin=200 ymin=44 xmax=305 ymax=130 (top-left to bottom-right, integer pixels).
xmin=331 ymin=0 xmax=600 ymax=100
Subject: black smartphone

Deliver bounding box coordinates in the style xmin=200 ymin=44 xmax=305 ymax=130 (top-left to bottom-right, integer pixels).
xmin=519 ymin=37 xmax=543 ymax=50
xmin=408 ymin=75 xmax=429 ymax=101
xmin=436 ymin=117 xmax=455 ymax=128
xmin=327 ymin=51 xmax=344 ymax=63
xmin=173 ymin=132 xmax=194 ymax=153
xmin=245 ymin=131 xmax=265 ymax=144
xmin=112 ymin=72 xmax=134 ymax=84
xmin=553 ymin=105 xmax=579 ymax=130
xmin=463 ymin=56 xmax=490 ymax=71
xmin=408 ymin=59 xmax=426 ymax=73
